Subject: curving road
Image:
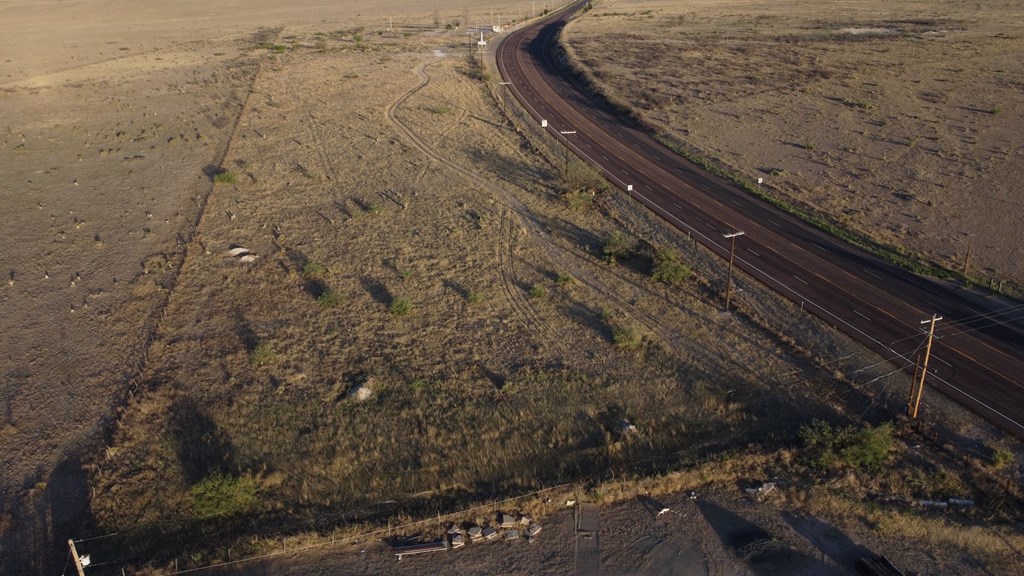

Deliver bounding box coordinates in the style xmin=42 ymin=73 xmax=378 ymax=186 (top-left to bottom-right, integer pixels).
xmin=496 ymin=2 xmax=1024 ymax=437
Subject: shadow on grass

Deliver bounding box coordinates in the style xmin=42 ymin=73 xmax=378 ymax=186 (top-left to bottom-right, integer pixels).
xmin=360 ymin=277 xmax=391 ymax=305
xmin=698 ymin=499 xmax=822 ymax=575
xmin=442 ymin=279 xmax=470 ymax=300
xmin=234 ymin=315 xmax=258 ymax=352
xmin=562 ymin=298 xmax=612 ymax=344
xmin=782 ymin=512 xmax=870 ymax=574
xmin=169 ymin=398 xmax=237 ymax=484
xmin=479 ymin=364 xmax=507 ymax=390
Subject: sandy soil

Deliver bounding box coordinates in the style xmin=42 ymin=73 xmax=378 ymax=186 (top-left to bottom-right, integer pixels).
xmin=564 ymin=0 xmax=1024 ymax=289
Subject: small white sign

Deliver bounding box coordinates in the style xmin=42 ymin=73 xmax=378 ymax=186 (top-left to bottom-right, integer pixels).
xmin=541 ymin=119 xmax=547 ymax=127
xmin=757 ymin=177 xmax=763 ymax=185
xmin=627 ymin=185 xmax=633 ymax=191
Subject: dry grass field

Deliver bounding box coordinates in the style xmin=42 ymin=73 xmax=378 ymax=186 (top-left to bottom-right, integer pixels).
xmin=564 ymin=0 xmax=1024 ymax=291
xmin=1 ymin=1 xmax=1023 ymax=575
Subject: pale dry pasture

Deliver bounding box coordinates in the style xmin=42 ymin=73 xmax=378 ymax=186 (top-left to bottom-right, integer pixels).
xmin=565 ymin=0 xmax=1024 ymax=290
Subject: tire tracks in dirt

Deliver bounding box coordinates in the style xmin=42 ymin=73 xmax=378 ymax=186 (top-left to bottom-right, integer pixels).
xmin=386 ymin=59 xmax=748 ymax=374
xmin=386 ymin=61 xmax=565 ymax=353
xmin=305 ymin=112 xmax=340 ymax=184
xmin=497 ymin=209 xmax=556 ymax=346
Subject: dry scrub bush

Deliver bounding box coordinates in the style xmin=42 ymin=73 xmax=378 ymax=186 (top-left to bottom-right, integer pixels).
xmin=191 ymin=474 xmax=259 ymax=518
xmin=390 ymin=296 xmax=413 ymax=315
xmin=800 ymin=420 xmax=895 ymax=473
xmin=604 ymin=231 xmax=635 ymax=264
xmin=651 ymin=248 xmax=692 ymax=286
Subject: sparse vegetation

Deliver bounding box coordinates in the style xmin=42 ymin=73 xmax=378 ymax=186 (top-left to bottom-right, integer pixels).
xmin=651 ymin=248 xmax=691 ymax=286
xmin=800 ymin=419 xmax=895 ymax=472
xmin=301 ymin=262 xmax=327 ymax=278
xmin=190 ymin=473 xmax=259 ymax=518
xmin=562 ymin=159 xmax=609 ymax=196
xmin=611 ymin=323 xmax=644 ymax=349
xmin=212 ymin=171 xmax=237 ymax=184
xmin=466 ymin=290 xmax=484 ymax=304
xmin=555 ymin=272 xmax=576 ymax=288
xmin=389 ymin=296 xmax=413 ymax=315
xmin=249 ymin=343 xmax=275 ymax=367
xmin=603 ymin=231 xmax=635 ymax=263
xmin=528 ymin=284 xmax=547 ymax=298
xmin=565 ymin=189 xmax=595 ymax=210
xmin=317 ymin=290 xmax=344 ymax=308
xmin=992 ymin=448 xmax=1015 ymax=470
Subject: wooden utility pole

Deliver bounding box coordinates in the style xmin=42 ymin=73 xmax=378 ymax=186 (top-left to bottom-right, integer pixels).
xmin=723 ymin=231 xmax=745 ymax=312
xmin=559 ymin=130 xmax=576 ymax=176
xmin=907 ymin=355 xmax=921 ymax=417
xmin=911 ymin=315 xmax=942 ymax=419
xmin=498 ymin=81 xmax=512 ymax=117
xmin=67 ymin=539 xmax=86 ymax=576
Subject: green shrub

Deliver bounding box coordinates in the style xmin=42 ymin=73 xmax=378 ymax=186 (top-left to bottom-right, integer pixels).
xmin=604 ymin=231 xmax=635 ymax=263
xmin=390 ymin=296 xmax=413 ymax=315
xmin=800 ymin=419 xmax=894 ymax=472
xmin=528 ymin=284 xmax=547 ymax=299
xmin=840 ymin=423 xmax=895 ymax=471
xmin=249 ymin=343 xmax=275 ymax=367
xmin=466 ymin=291 xmax=484 ymax=304
xmin=556 ymin=273 xmax=576 ymax=288
xmin=612 ymin=324 xmax=643 ymax=350
xmin=651 ymin=248 xmax=692 ymax=286
xmin=993 ymin=448 xmax=1015 ymax=470
xmin=191 ymin=473 xmax=258 ymax=518
xmin=317 ymin=290 xmax=344 ymax=308
xmin=565 ymin=189 xmax=594 ymax=211
xmin=562 ymin=160 xmax=609 ymax=196
xmin=213 ymin=171 xmax=237 ymax=184
xmin=302 ymin=262 xmax=327 ymax=278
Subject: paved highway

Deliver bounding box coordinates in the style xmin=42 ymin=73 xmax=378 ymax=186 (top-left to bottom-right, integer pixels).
xmin=496 ymin=2 xmax=1024 ymax=437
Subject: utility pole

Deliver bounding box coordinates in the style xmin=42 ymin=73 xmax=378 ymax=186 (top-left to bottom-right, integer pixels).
xmin=498 ymin=81 xmax=512 ymax=117
xmin=911 ymin=314 xmax=942 ymax=419
xmin=907 ymin=354 xmax=921 ymax=417
xmin=68 ymin=539 xmax=87 ymax=576
xmin=723 ymin=231 xmax=745 ymax=312
xmin=559 ymin=130 xmax=576 ymax=176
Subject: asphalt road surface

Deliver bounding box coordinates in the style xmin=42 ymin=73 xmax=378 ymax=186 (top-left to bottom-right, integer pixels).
xmin=496 ymin=2 xmax=1024 ymax=438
